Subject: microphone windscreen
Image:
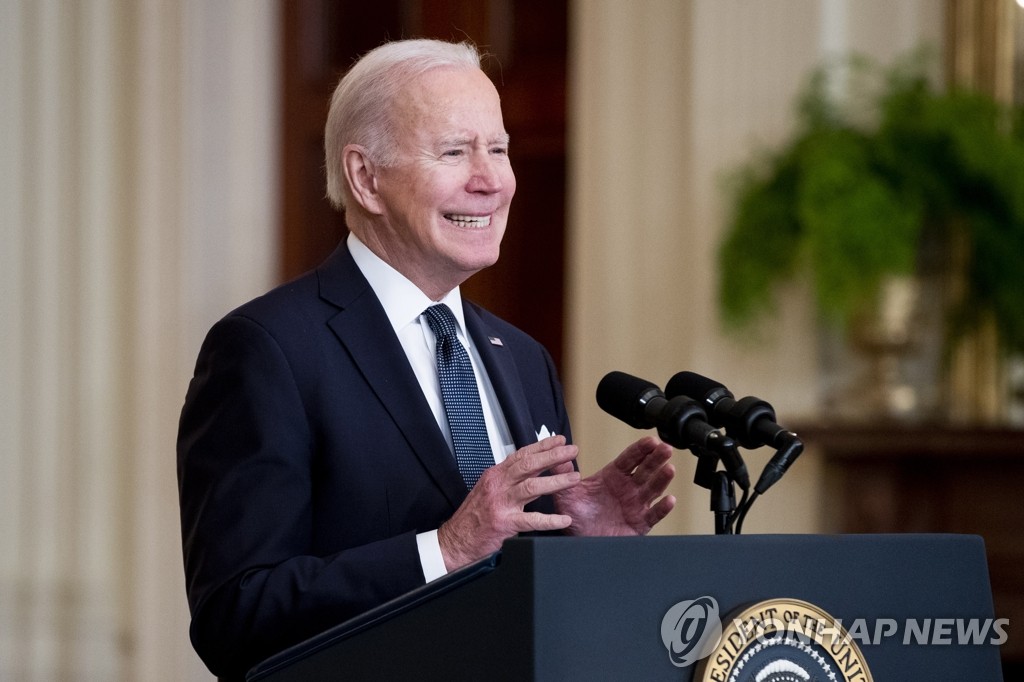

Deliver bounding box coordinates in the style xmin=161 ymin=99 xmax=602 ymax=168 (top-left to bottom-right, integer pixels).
xmin=596 ymin=371 xmax=660 ymax=429
xmin=666 ymin=370 xmax=722 ymax=401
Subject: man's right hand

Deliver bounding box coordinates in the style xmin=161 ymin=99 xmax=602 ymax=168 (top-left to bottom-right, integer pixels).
xmin=437 ymin=435 xmax=580 ymax=571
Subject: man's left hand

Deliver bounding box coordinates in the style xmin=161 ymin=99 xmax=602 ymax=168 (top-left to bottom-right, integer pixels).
xmin=551 ymin=436 xmax=676 ymax=536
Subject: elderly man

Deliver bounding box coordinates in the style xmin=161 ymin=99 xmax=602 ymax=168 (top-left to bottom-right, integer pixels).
xmin=177 ymin=38 xmax=676 ymax=680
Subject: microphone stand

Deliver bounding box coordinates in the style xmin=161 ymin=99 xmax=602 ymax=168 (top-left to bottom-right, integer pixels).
xmin=690 ymin=446 xmax=739 ymax=535
xmin=711 ymin=472 xmax=735 ymax=535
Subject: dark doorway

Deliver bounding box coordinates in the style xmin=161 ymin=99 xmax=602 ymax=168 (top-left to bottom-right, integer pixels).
xmin=279 ymin=0 xmax=568 ymax=368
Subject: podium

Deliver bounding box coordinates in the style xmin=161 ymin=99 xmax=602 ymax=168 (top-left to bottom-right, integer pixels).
xmin=247 ymin=534 xmax=1004 ymax=681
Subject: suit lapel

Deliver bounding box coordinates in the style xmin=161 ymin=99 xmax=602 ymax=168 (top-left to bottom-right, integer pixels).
xmin=318 ymin=244 xmax=468 ymax=509
xmin=464 ymin=305 xmax=537 ymax=449
xmin=465 ymin=304 xmax=563 ymax=517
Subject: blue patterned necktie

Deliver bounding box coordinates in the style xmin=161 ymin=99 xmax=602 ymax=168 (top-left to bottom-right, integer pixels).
xmin=423 ymin=304 xmax=494 ymax=489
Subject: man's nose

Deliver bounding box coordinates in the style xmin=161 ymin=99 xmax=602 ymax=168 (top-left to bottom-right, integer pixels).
xmin=466 ymin=153 xmax=504 ymax=193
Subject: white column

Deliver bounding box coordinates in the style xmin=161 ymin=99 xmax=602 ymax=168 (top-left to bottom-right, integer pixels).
xmin=0 ymin=1 xmax=278 ymax=679
xmin=0 ymin=0 xmax=29 ymax=672
xmin=1 ymin=0 xmax=129 ymax=677
xmin=127 ymin=0 xmax=278 ymax=678
xmin=566 ymin=0 xmax=696 ymax=531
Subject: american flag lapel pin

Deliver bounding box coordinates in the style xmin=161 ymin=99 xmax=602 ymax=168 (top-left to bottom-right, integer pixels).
xmin=488 ymin=336 xmax=503 ymax=346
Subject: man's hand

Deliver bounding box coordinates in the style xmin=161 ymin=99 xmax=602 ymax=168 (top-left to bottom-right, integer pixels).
xmin=438 ymin=436 xmax=579 ymax=572
xmin=552 ymin=436 xmax=675 ymax=537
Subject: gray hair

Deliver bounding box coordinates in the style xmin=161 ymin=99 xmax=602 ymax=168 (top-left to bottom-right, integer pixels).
xmin=324 ymin=39 xmax=482 ymax=210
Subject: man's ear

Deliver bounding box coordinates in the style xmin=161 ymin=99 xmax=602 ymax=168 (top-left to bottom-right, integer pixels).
xmin=343 ymin=144 xmax=384 ymax=215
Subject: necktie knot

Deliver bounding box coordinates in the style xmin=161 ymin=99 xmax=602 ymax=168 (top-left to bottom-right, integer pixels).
xmin=424 ymin=303 xmax=460 ymax=343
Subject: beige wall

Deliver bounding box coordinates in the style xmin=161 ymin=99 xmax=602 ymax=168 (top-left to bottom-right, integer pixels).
xmin=565 ymin=0 xmax=943 ymax=536
xmin=0 ymin=1 xmax=943 ymax=679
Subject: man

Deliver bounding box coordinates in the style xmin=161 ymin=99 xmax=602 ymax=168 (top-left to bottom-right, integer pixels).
xmin=177 ymin=38 xmax=676 ymax=680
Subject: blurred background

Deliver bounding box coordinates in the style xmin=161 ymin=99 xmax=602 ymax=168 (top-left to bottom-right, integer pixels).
xmin=2 ymin=0 xmax=1021 ymax=679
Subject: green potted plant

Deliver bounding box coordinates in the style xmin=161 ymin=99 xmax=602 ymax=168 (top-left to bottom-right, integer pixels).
xmin=718 ymin=51 xmax=1024 ymax=361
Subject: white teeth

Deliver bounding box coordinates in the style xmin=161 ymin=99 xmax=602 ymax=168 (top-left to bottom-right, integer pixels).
xmin=445 ymin=214 xmax=491 ymax=228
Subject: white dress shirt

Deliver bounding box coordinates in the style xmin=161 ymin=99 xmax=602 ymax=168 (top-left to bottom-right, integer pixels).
xmin=347 ymin=232 xmax=515 ymax=581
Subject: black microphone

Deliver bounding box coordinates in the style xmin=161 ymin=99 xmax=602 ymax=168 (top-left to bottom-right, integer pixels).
xmin=665 ymin=371 xmax=802 ymax=494
xmin=666 ymin=371 xmax=789 ymax=449
xmin=597 ymin=372 xmax=719 ymax=448
xmin=596 ymin=371 xmax=749 ymax=490
xmin=596 ymin=370 xmax=664 ymax=430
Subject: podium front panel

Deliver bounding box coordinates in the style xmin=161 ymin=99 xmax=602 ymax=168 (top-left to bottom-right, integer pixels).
xmin=248 ymin=534 xmax=1003 ymax=681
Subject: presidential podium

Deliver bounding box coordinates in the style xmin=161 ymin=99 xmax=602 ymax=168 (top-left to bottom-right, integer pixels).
xmin=246 ymin=535 xmax=1004 ymax=681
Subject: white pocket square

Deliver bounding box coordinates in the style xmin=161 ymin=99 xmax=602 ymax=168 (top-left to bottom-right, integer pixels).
xmin=535 ymin=425 xmax=555 ymax=441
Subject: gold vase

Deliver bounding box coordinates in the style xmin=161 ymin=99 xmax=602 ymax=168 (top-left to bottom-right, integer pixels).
xmin=824 ymin=274 xmax=947 ymax=423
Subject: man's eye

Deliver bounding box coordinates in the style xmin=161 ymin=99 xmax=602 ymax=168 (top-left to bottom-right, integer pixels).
xmin=442 ymin=149 xmax=464 ymax=158
xmin=491 ymin=147 xmax=509 ymax=156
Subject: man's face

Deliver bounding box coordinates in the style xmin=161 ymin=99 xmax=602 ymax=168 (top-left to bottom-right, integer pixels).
xmin=370 ymin=66 xmax=516 ymax=299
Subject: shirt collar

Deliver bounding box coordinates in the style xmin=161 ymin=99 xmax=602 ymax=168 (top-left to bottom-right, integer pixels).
xmin=347 ymin=232 xmax=467 ymax=336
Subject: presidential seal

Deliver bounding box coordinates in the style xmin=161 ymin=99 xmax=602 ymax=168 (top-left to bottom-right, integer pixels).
xmin=694 ymin=598 xmax=873 ymax=682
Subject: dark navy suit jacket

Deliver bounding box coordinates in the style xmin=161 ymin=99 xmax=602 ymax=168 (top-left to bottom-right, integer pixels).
xmin=177 ymin=241 xmax=572 ymax=679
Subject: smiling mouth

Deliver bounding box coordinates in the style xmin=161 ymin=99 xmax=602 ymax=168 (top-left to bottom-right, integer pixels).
xmin=444 ymin=213 xmax=492 ymax=228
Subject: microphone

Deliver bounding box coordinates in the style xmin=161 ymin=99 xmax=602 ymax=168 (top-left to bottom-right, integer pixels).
xmin=665 ymin=371 xmax=802 ymax=494
xmin=596 ymin=372 xmax=749 ymax=490
xmin=596 ymin=370 xmax=664 ymax=430
xmin=596 ymin=371 xmax=719 ymax=448
xmin=666 ymin=371 xmax=789 ymax=448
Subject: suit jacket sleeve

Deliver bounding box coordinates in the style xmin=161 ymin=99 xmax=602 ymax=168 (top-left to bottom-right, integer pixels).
xmin=177 ymin=313 xmax=426 ymax=678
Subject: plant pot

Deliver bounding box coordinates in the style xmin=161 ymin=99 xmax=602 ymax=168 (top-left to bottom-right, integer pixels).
xmin=821 ymin=274 xmax=947 ymax=423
